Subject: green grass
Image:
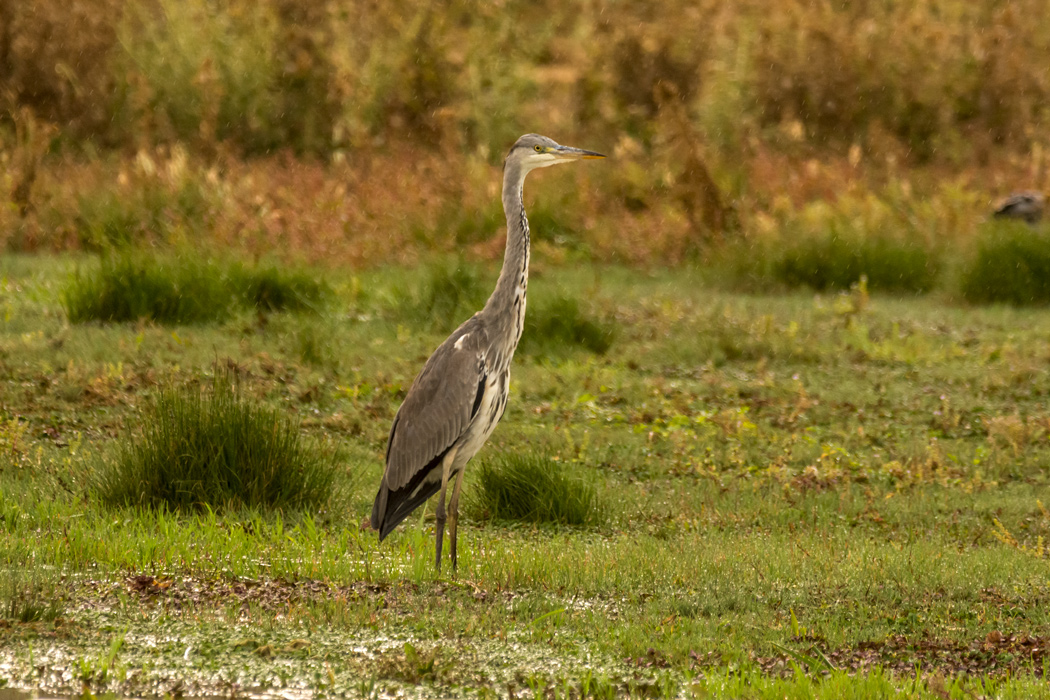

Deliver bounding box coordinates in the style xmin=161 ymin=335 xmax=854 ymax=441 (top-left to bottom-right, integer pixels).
xmin=95 ymin=370 xmax=339 ymax=511
xmin=63 ymin=254 xmax=233 ymax=324
xmin=3 ymin=255 xmax=1050 ymax=696
xmin=390 ymin=263 xmax=616 ymax=356
xmin=62 ymin=254 xmax=331 ymax=324
xmin=961 ymin=222 xmax=1050 ymax=305
xmin=469 ymin=453 xmax=603 ymax=526
xmin=520 ymin=294 xmax=617 ymax=357
xmin=229 ymin=263 xmax=333 ymax=313
xmin=1 ymin=569 xmax=64 ymax=624
xmin=392 ymin=259 xmax=489 ymax=332
xmin=772 ymin=229 xmax=939 ymax=293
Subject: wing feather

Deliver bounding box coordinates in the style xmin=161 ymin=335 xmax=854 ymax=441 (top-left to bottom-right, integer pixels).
xmin=384 ymin=318 xmax=489 ymax=491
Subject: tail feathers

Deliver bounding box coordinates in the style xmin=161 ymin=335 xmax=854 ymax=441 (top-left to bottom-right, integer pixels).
xmin=372 ymin=479 xmax=442 ymax=540
xmin=371 ymin=448 xmax=449 ymax=540
xmin=369 ymin=487 xmax=387 ymax=535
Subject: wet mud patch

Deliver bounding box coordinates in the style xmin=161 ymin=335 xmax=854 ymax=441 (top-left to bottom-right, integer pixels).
xmin=115 ymin=572 xmax=390 ymax=610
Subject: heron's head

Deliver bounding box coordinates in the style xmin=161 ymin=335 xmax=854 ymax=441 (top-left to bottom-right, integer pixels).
xmin=506 ymin=134 xmax=605 ymax=174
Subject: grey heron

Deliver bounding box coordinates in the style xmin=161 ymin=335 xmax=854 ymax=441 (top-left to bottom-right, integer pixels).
xmin=370 ymin=134 xmax=605 ymax=573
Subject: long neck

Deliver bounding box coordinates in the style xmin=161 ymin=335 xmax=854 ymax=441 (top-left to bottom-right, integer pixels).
xmin=482 ymin=160 xmax=530 ymax=355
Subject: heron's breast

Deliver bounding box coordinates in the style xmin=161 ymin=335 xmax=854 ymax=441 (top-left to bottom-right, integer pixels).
xmin=455 ymin=369 xmax=510 ymax=464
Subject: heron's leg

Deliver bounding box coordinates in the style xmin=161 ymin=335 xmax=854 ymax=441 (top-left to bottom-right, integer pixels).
xmin=447 ymin=466 xmax=468 ymax=574
xmin=434 ymin=448 xmax=457 ymax=572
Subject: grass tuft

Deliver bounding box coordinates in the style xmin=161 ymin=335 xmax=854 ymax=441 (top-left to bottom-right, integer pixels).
xmin=773 ymin=230 xmax=938 ymax=293
xmin=521 ymin=295 xmax=616 ymax=357
xmin=63 ymin=255 xmax=330 ymax=324
xmin=95 ymin=371 xmax=337 ymax=511
xmin=470 ymin=453 xmax=603 ymax=526
xmin=230 ymin=264 xmax=332 ymax=313
xmin=395 ymin=261 xmax=488 ymax=333
xmin=1 ymin=570 xmax=64 ymax=624
xmin=960 ymin=223 xmax=1050 ymax=305
xmin=63 ymin=254 xmax=232 ymax=325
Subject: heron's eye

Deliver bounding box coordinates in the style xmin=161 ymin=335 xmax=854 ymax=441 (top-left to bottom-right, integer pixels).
xmin=533 ymin=145 xmax=543 ymax=152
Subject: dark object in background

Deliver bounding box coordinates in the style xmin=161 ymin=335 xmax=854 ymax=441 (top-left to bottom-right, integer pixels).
xmin=993 ymin=191 xmax=1045 ymax=225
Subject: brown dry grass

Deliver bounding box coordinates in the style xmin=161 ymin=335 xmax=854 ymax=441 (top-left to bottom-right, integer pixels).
xmin=0 ymin=0 xmax=123 ymax=139
xmin=0 ymin=141 xmax=1041 ymax=267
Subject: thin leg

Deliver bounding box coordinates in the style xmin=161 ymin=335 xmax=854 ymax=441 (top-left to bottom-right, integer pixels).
xmin=447 ymin=466 xmax=467 ymax=574
xmin=434 ymin=449 xmax=456 ymax=573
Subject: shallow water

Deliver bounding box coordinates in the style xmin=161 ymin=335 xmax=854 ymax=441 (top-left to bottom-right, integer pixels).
xmin=0 ymin=608 xmax=651 ymax=700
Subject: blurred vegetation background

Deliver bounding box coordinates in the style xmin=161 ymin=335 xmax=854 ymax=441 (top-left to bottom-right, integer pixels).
xmin=1 ymin=0 xmax=1048 ymax=277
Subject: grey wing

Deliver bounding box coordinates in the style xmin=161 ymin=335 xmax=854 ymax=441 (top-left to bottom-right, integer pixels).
xmin=384 ymin=320 xmax=489 ymax=491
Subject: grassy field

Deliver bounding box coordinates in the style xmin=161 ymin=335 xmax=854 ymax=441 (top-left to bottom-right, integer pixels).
xmin=1 ymin=254 xmax=1049 ymax=697
xmin=3 ymin=1 xmax=1050 ymax=695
